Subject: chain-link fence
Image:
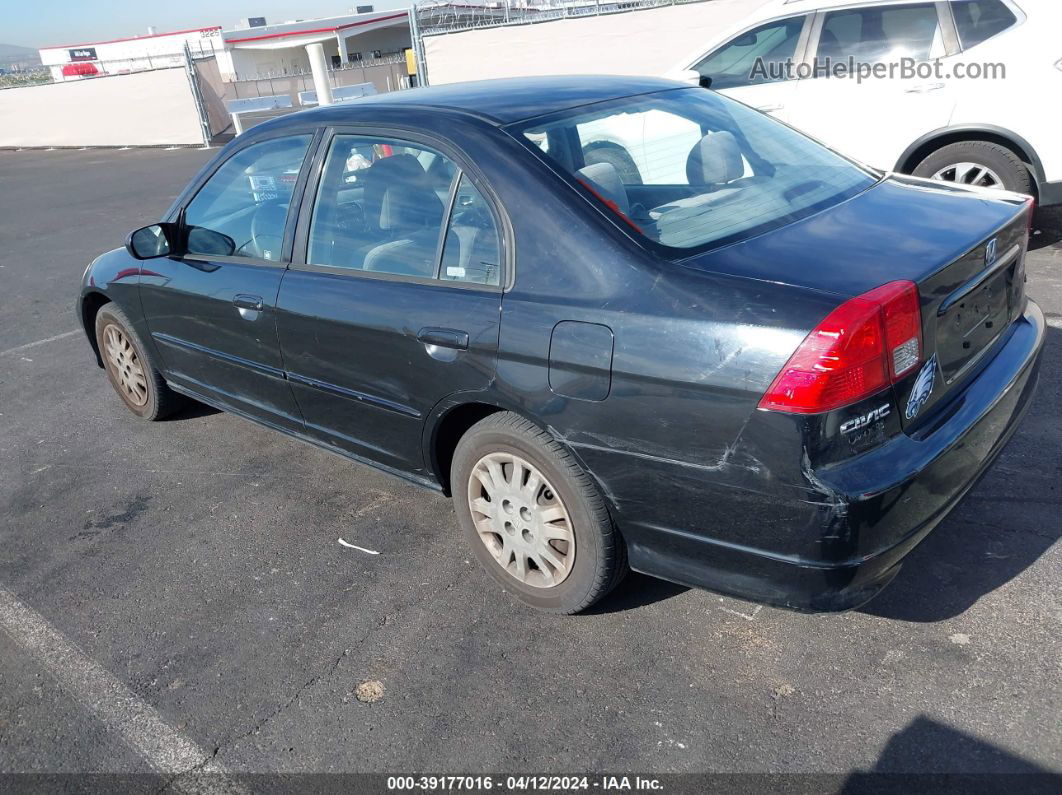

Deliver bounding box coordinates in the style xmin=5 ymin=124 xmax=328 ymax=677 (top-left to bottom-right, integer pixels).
xmin=412 ymin=0 xmax=711 ymax=36
xmin=226 ymin=54 xmax=410 ymax=97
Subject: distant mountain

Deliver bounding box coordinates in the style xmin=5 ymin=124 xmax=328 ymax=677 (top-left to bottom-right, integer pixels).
xmin=0 ymin=43 xmax=41 ymax=69
xmin=0 ymin=43 xmax=37 ymax=56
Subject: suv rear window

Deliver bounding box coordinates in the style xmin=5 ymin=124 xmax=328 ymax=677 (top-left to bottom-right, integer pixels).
xmin=951 ymin=0 xmax=1017 ymax=50
xmin=509 ymin=88 xmax=875 ymax=254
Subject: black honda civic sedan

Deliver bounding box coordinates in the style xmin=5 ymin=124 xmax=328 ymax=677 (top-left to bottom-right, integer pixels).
xmin=78 ymin=76 xmax=1044 ymax=614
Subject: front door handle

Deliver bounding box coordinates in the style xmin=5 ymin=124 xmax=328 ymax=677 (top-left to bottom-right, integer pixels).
xmin=756 ymin=103 xmax=784 ymax=113
xmin=233 ymin=294 xmax=264 ymax=311
xmin=417 ymin=328 xmax=469 ymax=350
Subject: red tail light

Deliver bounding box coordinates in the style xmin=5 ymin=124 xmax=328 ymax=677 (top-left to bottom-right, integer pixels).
xmin=758 ymin=280 xmax=922 ymax=414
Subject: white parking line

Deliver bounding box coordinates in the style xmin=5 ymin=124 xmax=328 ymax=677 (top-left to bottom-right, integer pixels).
xmin=0 ymin=587 xmax=241 ymax=790
xmin=0 ymin=329 xmax=80 ymax=357
xmin=1046 ymin=316 xmax=1062 ymax=330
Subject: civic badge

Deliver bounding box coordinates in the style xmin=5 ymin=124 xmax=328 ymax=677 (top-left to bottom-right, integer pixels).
xmin=985 ymin=238 xmax=998 ymax=268
xmin=905 ymin=355 xmax=938 ymax=420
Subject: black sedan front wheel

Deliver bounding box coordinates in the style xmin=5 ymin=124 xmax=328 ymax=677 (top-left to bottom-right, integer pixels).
xmin=95 ymin=304 xmax=183 ymax=421
xmin=451 ymin=412 xmax=627 ymax=613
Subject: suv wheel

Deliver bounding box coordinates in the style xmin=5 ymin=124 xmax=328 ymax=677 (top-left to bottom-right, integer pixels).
xmin=451 ymin=412 xmax=627 ymax=613
xmin=912 ymin=141 xmax=1033 ymax=196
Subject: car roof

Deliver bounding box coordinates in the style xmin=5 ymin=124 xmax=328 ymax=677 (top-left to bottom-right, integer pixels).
xmin=270 ymin=75 xmax=688 ymax=128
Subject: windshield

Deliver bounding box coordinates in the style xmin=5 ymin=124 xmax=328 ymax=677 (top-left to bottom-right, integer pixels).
xmin=508 ymin=88 xmax=876 ymax=253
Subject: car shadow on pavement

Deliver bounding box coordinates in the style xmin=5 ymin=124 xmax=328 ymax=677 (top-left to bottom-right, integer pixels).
xmin=586 ymin=572 xmax=689 ymax=614
xmin=862 ymin=325 xmax=1060 ymax=623
xmin=161 ymin=399 xmax=221 ymax=421
xmin=840 ymin=715 xmax=1059 ymax=786
xmin=860 ymin=506 xmax=1061 ymax=623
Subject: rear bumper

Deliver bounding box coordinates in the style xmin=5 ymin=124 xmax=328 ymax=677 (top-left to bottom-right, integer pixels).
xmin=618 ymin=300 xmax=1045 ymax=612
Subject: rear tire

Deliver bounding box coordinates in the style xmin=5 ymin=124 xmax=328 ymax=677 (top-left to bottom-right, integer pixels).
xmin=95 ymin=303 xmax=183 ymax=421
xmin=912 ymin=140 xmax=1033 ymax=196
xmin=451 ymin=412 xmax=627 ymax=614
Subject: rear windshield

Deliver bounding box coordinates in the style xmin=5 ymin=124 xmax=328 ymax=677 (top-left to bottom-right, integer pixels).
xmin=508 ymin=88 xmax=876 ymax=254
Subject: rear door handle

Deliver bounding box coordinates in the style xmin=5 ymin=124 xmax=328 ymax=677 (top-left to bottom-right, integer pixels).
xmin=417 ymin=327 xmax=469 ymax=350
xmin=233 ymin=294 xmax=264 ymax=311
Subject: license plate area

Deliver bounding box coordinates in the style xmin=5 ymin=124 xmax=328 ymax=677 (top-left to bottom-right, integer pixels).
xmin=936 ymin=264 xmax=1012 ymax=384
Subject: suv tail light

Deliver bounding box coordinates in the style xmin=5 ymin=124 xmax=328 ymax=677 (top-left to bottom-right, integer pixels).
xmin=759 ymin=281 xmax=922 ymax=414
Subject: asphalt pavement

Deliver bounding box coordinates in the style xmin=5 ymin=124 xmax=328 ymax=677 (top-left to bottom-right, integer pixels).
xmin=0 ymin=147 xmax=1059 ymax=788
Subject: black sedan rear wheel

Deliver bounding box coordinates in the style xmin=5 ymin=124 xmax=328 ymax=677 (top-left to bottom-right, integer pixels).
xmin=451 ymin=412 xmax=627 ymax=613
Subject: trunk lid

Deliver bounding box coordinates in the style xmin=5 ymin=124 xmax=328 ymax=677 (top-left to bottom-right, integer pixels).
xmin=684 ymin=176 xmax=1032 ymax=432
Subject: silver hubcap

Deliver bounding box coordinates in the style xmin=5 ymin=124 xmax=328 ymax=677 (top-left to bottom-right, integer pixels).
xmin=467 ymin=452 xmax=575 ymax=588
xmin=103 ymin=324 xmax=148 ymax=407
xmin=931 ymin=161 xmax=1005 ymax=190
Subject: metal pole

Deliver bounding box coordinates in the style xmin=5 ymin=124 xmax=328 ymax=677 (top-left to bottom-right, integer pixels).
xmin=305 ymin=42 xmax=334 ymax=105
xmin=182 ymin=42 xmax=211 ymax=146
xmin=408 ymin=2 xmax=429 ymax=87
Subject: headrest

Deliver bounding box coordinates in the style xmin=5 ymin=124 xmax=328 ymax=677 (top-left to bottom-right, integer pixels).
xmin=379 ymin=184 xmax=443 ymax=231
xmin=364 ymin=153 xmax=425 ymax=183
xmin=576 ymin=162 xmax=630 ymax=217
xmin=686 ymin=131 xmax=744 ymax=186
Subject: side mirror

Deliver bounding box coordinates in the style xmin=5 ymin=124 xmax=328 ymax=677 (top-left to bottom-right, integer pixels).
xmin=186 ymin=226 xmax=237 ymax=257
xmin=673 ymin=69 xmax=712 ymax=89
xmin=126 ymin=223 xmax=175 ymax=260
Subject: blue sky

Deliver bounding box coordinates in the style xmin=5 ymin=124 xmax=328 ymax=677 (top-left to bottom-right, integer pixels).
xmin=3 ymin=0 xmax=409 ymax=48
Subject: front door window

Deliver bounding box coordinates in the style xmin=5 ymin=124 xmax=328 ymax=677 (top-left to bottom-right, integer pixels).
xmin=183 ymin=135 xmax=312 ymax=261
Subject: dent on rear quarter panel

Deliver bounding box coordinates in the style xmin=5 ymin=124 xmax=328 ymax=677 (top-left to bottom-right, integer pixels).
xmin=481 ymin=136 xmax=844 ymax=555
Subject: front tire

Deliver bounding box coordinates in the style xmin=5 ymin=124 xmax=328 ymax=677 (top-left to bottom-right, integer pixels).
xmin=451 ymin=412 xmax=627 ymax=614
xmin=95 ymin=304 xmax=183 ymax=421
xmin=912 ymin=140 xmax=1033 ymax=196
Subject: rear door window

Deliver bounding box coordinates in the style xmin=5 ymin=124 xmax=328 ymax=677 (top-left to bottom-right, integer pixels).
xmin=306 ymin=134 xmax=502 ymax=286
xmin=440 ymin=175 xmax=501 ymax=286
xmin=817 ymin=4 xmax=943 ymax=63
xmin=951 ymin=0 xmax=1017 ymax=50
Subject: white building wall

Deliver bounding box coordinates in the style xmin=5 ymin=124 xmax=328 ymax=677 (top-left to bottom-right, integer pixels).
xmin=422 ymin=0 xmax=762 ymax=85
xmin=0 ymin=67 xmax=205 ymax=147
xmin=39 ymin=28 xmax=222 ymax=81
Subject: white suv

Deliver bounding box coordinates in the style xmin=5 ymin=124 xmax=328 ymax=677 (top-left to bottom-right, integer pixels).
xmin=666 ymin=0 xmax=1062 ymax=205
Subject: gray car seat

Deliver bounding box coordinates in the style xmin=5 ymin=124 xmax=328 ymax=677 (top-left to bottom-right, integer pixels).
xmin=650 ymin=132 xmax=756 ymax=229
xmin=363 ymin=184 xmax=447 ymax=277
xmin=685 ymin=131 xmax=746 ymax=186
xmin=575 ymin=162 xmax=631 ymax=216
